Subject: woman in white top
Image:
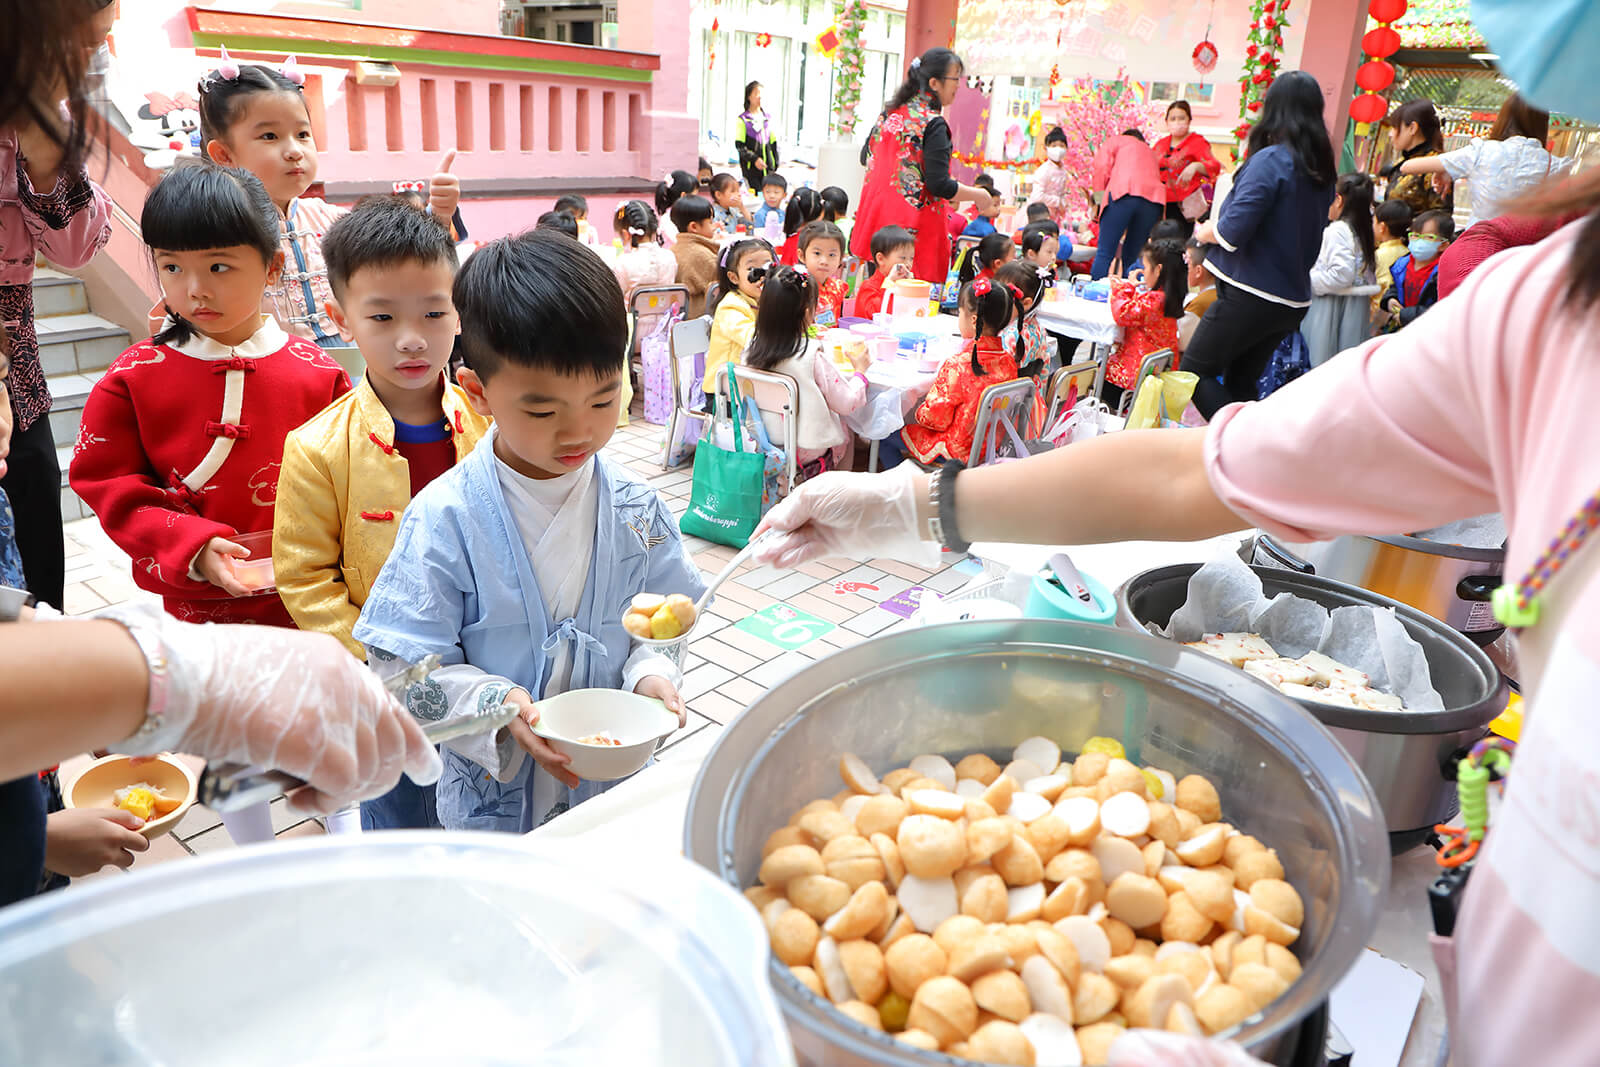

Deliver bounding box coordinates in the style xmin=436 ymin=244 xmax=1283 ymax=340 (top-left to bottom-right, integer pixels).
xmin=1400 ymin=94 xmax=1572 ymax=228
xmin=1304 ymin=173 xmax=1377 ymax=367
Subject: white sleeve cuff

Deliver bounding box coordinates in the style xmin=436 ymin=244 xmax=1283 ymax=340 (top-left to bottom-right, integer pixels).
xmin=1212 ymin=220 xmax=1239 ymax=254
xmin=621 ymin=644 xmax=683 ymax=695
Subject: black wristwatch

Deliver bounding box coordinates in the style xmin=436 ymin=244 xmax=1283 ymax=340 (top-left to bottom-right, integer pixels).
xmin=0 ymin=585 xmax=35 ymax=623
xmin=927 ymin=461 xmax=970 ymax=555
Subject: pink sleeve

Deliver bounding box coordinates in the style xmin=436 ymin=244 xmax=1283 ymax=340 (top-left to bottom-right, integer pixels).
xmin=813 ymin=355 xmax=867 ymax=417
xmin=1204 ymin=259 xmax=1511 ymax=542
xmin=1092 ymin=142 xmax=1114 ymax=194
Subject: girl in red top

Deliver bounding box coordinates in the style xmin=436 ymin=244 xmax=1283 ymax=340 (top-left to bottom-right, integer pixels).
xmin=1153 ymin=101 xmax=1223 ymax=239
xmin=799 ymin=220 xmax=849 ymax=328
xmin=958 ymin=232 xmax=1015 ymax=291
xmin=902 ymin=278 xmax=1024 ymax=465
xmin=854 ymin=226 xmax=916 ymax=319
xmin=1103 ymin=237 xmax=1185 ymax=408
xmin=778 ymin=187 xmax=823 ymax=266
xmin=69 ymin=165 xmax=350 ymax=627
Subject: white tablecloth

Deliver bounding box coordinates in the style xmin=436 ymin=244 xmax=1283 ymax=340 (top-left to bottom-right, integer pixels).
xmin=846 ymin=360 xmax=938 ymax=437
xmin=1037 ymin=294 xmax=1122 ymax=346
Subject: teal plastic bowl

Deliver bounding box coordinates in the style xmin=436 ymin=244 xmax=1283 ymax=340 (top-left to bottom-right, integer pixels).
xmin=1024 ymin=569 xmax=1118 ymax=625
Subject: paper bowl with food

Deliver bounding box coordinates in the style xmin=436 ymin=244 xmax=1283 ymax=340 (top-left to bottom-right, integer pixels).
xmin=531 ymin=689 xmax=681 ymax=781
xmin=622 ymin=592 xmax=701 ymax=669
xmin=66 ymin=753 xmax=198 ymax=838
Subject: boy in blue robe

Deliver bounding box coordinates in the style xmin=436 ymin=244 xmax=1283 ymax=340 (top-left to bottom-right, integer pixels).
xmin=354 ymin=230 xmax=706 ymax=833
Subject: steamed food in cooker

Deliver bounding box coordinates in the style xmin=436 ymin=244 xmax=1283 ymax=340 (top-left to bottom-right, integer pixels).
xmin=1185 ymin=632 xmax=1408 ymax=712
xmin=746 ymin=738 xmax=1305 ymax=1065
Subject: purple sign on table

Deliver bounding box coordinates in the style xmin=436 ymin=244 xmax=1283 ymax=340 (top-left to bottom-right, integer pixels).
xmin=881 ymin=586 xmax=938 ymax=619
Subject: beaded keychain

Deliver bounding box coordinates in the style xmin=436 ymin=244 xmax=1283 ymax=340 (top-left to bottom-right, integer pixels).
xmin=1492 ymin=487 xmax=1600 ymax=629
xmin=1435 ymin=737 xmax=1514 ymax=869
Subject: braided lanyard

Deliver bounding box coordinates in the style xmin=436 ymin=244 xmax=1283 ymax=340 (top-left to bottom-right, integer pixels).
xmin=1492 ymin=488 xmax=1600 ymax=629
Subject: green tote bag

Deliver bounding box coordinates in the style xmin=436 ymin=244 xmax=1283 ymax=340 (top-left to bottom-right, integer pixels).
xmin=680 ymin=367 xmax=769 ymax=548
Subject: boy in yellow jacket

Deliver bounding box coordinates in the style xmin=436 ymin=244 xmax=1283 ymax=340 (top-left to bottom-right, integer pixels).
xmin=273 ymin=196 xmax=490 ymax=831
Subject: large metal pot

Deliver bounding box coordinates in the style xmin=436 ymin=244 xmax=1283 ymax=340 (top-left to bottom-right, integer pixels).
xmin=1253 ymin=528 xmax=1504 ymax=645
xmin=684 ymin=619 xmax=1388 ymax=1067
xmin=1117 ymin=564 xmax=1507 ymax=848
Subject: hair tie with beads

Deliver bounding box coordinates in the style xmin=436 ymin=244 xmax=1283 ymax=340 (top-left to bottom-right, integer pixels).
xmin=972 ymin=277 xmax=992 ymax=297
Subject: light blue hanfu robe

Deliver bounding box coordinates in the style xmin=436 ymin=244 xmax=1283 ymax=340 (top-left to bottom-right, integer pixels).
xmin=353 ymin=436 xmax=706 ymax=833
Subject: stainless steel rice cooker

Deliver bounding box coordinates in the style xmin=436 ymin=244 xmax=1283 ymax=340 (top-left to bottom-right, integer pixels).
xmin=1117 ymin=563 xmax=1507 ymax=851
xmin=685 ymin=618 xmax=1388 ymax=1067
xmin=1252 ymin=515 xmax=1506 ymax=645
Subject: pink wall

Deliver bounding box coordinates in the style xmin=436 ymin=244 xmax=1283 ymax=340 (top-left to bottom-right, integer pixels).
xmin=615 ymin=0 xmax=700 ymax=178
xmin=200 ymin=0 xmax=498 ymax=36
xmin=1297 ymin=0 xmax=1367 ymax=143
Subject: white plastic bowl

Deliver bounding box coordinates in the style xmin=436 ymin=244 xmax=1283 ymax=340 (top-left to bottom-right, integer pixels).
xmin=532 ymin=688 xmax=680 ymax=781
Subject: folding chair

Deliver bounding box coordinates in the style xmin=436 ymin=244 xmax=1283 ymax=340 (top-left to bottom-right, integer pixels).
xmin=627 ymin=285 xmax=690 ymax=355
xmin=1114 ymin=347 xmax=1174 ymax=419
xmin=660 ymin=314 xmax=712 ymax=469
xmin=1043 ymin=360 xmax=1100 ymax=431
xmin=966 ymin=378 xmax=1038 ymax=466
xmin=714 ymin=363 xmax=800 ymax=494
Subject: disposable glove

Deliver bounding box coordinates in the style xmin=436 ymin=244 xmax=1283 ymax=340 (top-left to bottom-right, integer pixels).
xmin=752 ymin=465 xmax=939 ymax=570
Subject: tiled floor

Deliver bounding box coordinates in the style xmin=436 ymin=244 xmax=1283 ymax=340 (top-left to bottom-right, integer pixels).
xmin=54 ymin=405 xmax=966 ymax=878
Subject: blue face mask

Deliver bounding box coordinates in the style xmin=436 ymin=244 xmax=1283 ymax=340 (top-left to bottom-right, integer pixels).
xmin=1409 ymin=236 xmax=1443 ymax=263
xmin=1473 ymin=0 xmax=1600 ymax=122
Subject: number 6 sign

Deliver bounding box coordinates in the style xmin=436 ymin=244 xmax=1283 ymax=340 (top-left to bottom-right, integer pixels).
xmin=734 ymin=603 xmax=836 ymax=650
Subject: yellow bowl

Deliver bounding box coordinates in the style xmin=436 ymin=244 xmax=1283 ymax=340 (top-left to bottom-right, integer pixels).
xmin=65 ymin=754 xmax=198 ymax=839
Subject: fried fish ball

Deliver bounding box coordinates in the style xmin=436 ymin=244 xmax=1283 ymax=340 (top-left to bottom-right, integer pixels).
xmin=759 ymin=844 xmax=824 ymax=888
xmin=855 ymin=793 xmax=910 ymax=839
xmin=966 ymin=1019 xmax=1036 ymax=1065
xmin=773 ymin=907 xmax=822 ymax=966
xmin=1175 ymin=774 xmax=1222 ymax=823
xmin=907 ymin=976 xmax=979 ymax=1047
xmin=898 ymin=815 xmax=968 ymax=880
xmin=885 ymin=933 xmax=948 ymax=1001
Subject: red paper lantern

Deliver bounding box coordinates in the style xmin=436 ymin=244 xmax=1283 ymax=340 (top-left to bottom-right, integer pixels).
xmin=1363 ymin=26 xmax=1401 ymax=58
xmin=1368 ymin=0 xmax=1407 ymax=23
xmin=1349 ymin=93 xmax=1389 ymax=124
xmin=1355 ymin=60 xmax=1395 ymax=92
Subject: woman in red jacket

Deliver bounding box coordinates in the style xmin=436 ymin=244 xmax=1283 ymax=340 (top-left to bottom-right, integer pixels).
xmin=1153 ymin=101 xmax=1222 ymax=240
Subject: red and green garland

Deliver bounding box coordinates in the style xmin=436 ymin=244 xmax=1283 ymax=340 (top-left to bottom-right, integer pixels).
xmin=831 ymin=0 xmax=869 ymax=138
xmin=1235 ymin=0 xmax=1290 ymax=143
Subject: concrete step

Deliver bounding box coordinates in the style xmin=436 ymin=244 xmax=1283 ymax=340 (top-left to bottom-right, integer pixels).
xmin=35 ymin=312 xmax=130 ymax=378
xmin=57 ymin=445 xmax=90 ymax=523
xmin=46 ymin=370 xmax=102 ymax=458
xmin=32 ymin=268 xmax=89 ymax=318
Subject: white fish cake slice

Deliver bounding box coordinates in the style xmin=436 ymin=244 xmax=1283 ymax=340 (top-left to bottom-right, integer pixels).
xmin=1242 ymin=657 xmax=1319 ymax=688
xmin=1296 ymin=650 xmax=1369 ymax=689
xmin=1192 ymin=633 xmax=1276 ymax=667
xmin=1280 ymin=682 xmax=1363 ymax=709
xmin=1348 ymin=686 xmax=1406 ymax=712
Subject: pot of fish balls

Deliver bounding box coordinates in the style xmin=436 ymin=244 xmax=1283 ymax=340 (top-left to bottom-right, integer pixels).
xmin=622 ymin=592 xmax=700 ymax=669
xmin=683 ymin=618 xmax=1388 ymax=1067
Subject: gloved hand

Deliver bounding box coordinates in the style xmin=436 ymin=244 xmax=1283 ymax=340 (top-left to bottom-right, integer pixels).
xmin=1107 ymin=1030 xmax=1268 ymax=1067
xmin=751 ymin=465 xmax=940 ymax=570
xmin=103 ymin=605 xmax=442 ymax=814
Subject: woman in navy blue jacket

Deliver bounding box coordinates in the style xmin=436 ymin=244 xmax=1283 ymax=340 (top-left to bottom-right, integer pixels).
xmin=1188 ymin=72 xmax=1336 ymax=417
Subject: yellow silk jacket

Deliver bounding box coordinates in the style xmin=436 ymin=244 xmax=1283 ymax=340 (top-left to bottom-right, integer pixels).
xmin=273 ymin=375 xmax=490 ymax=657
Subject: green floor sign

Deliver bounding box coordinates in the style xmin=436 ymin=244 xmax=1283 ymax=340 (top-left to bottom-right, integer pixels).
xmin=733 ymin=602 xmax=835 ymax=650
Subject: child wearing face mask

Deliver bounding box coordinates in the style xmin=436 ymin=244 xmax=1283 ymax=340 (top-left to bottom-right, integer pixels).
xmin=1379 ymin=209 xmax=1455 ymax=331
xmin=1025 ymin=127 xmax=1072 ymax=226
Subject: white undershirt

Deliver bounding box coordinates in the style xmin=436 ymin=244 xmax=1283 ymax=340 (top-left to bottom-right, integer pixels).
xmin=494 ymin=440 xmax=598 ymax=698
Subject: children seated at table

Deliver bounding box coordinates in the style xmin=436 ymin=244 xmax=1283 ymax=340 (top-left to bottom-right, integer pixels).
xmin=697 ymin=157 xmax=714 ymax=187
xmin=855 ymin=225 xmax=916 ymax=319
xmin=901 ymin=278 xmax=1024 ymax=466
xmin=654 ymin=170 xmax=697 ymax=246
xmin=742 ymin=265 xmax=870 ymax=480
xmin=996 ymin=261 xmax=1054 ymax=427
xmin=1179 ymin=237 xmax=1217 ymax=352
xmin=1103 ymin=237 xmax=1184 ymax=408
xmin=799 ymin=221 xmax=848 ymax=328
xmin=1019 ymin=223 xmax=1059 ymax=275
xmin=957 ymin=231 xmax=1014 ymax=290
xmin=536 ymin=210 xmax=579 ymax=239
xmin=611 ymin=198 xmax=678 ymax=325
xmin=710 ymin=173 xmax=752 ymax=233
xmin=553 ymin=194 xmax=600 ymax=247
xmin=352 ymin=230 xmax=705 ymax=834
xmin=754 ymin=173 xmax=787 ymax=231
xmin=1379 ymin=209 xmax=1454 ymax=331
xmin=704 ymin=238 xmax=775 ymax=408
xmin=778 ymin=187 xmax=824 ymax=266
xmin=962 ymin=193 xmax=1004 ymax=240
xmin=273 ymin=196 xmax=491 ymax=832
xmin=670 ymin=194 xmax=721 ymax=318
xmin=820 ymin=185 xmax=852 ymax=243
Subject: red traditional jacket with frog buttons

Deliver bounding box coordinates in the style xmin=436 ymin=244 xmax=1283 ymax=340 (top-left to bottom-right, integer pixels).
xmin=69 ymin=316 xmax=350 ymax=626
